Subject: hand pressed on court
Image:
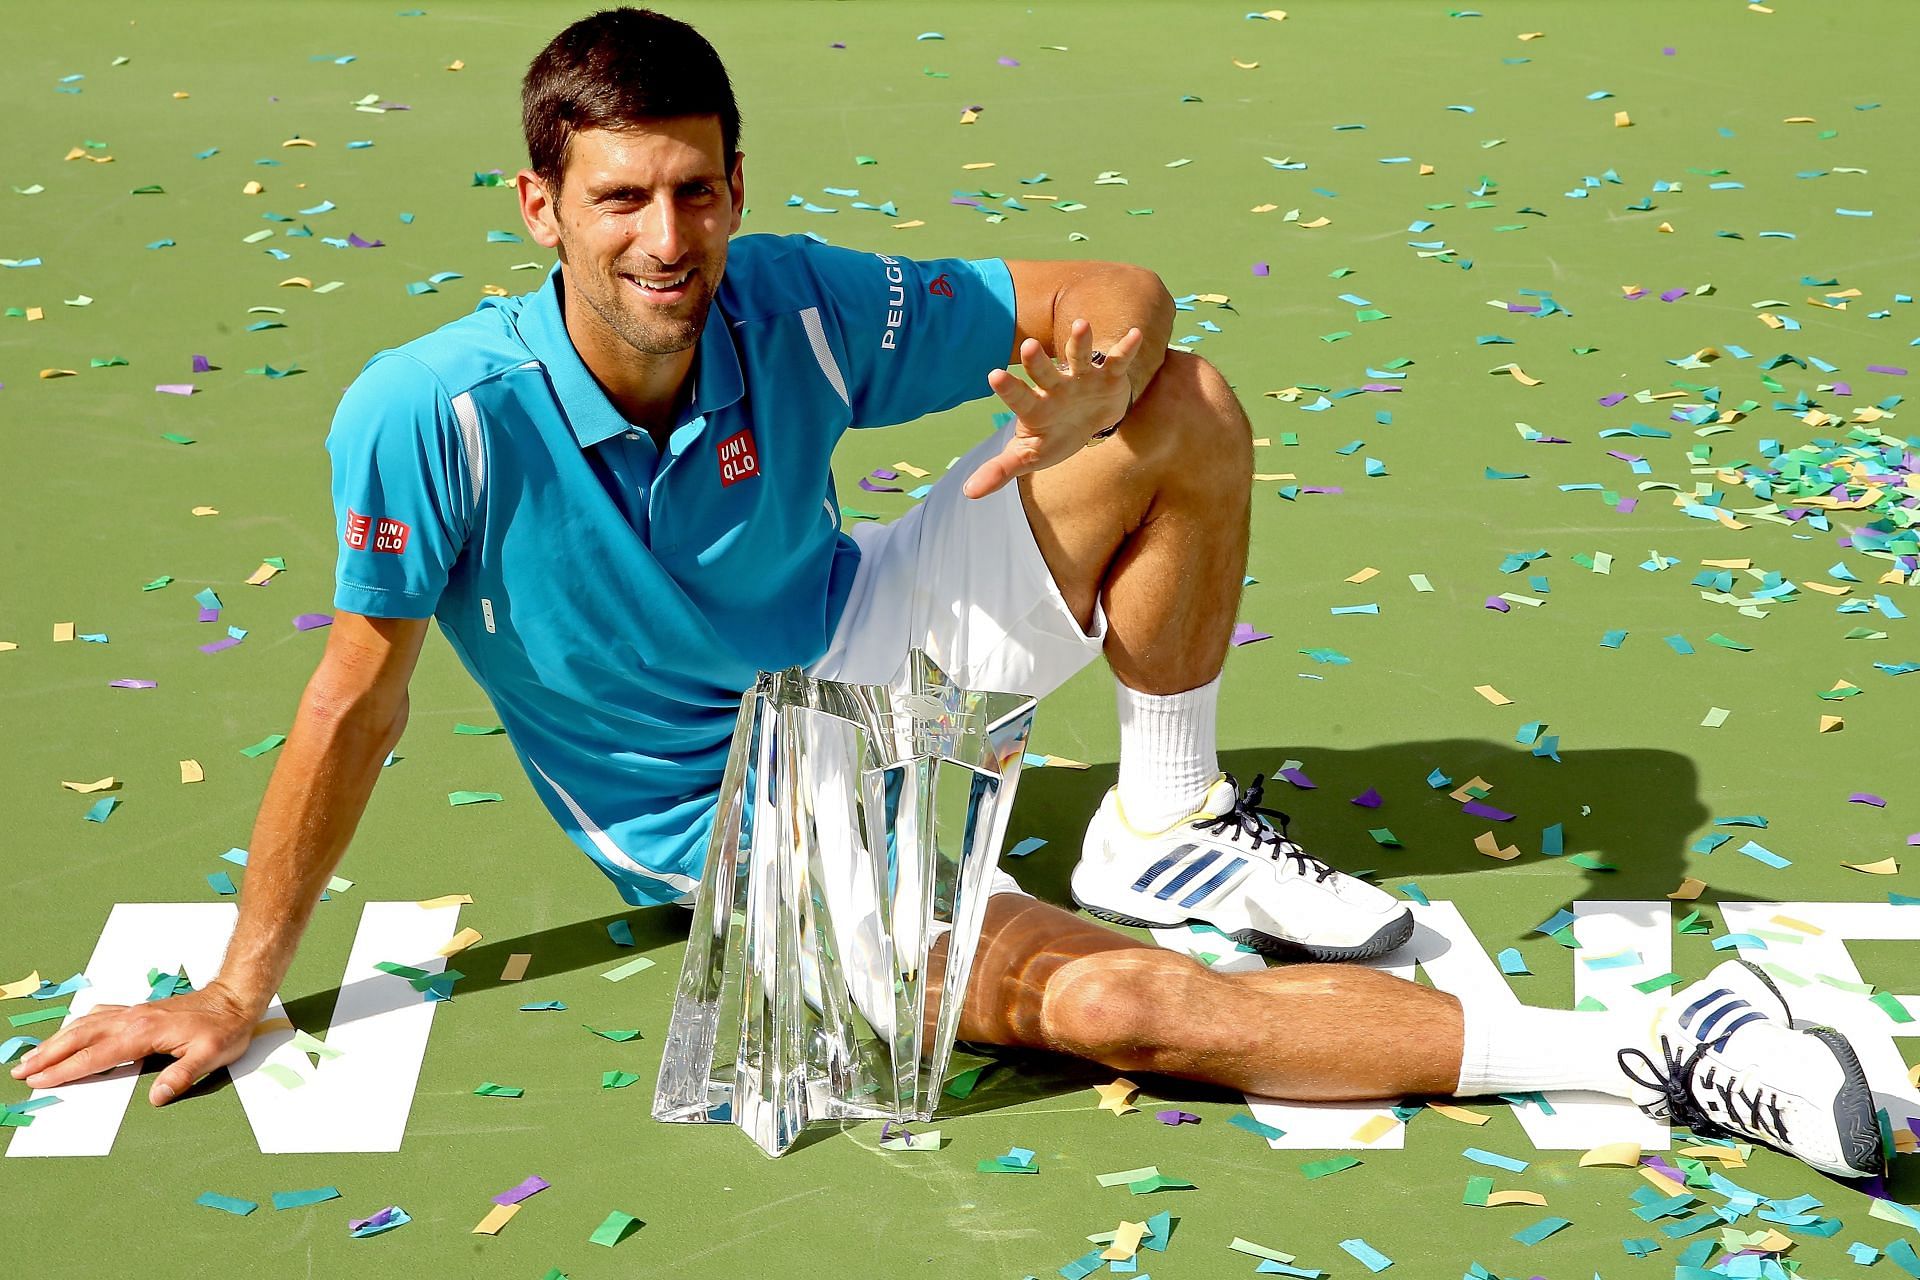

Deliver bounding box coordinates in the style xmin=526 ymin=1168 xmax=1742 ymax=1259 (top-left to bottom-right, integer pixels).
xmin=9 ymin=983 xmax=260 ymax=1107
xmin=963 ymin=317 xmax=1147 ymax=500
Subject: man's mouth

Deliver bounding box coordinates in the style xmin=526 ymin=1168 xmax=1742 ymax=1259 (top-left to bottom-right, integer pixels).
xmin=621 ymin=269 xmax=693 ymax=303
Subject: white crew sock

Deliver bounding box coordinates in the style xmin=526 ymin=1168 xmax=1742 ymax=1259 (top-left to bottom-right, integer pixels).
xmin=1456 ymin=1002 xmax=1654 ymax=1099
xmin=1114 ymin=674 xmax=1222 ymax=832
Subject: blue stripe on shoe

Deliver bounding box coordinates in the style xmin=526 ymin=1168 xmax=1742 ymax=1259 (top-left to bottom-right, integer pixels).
xmin=1154 ymin=849 xmax=1223 ymax=901
xmin=1678 ymin=987 xmax=1731 ymax=1030
xmin=1696 ymin=998 xmax=1753 ymax=1042
xmin=1131 ymin=843 xmax=1196 ymax=893
xmin=1178 ymin=857 xmax=1247 ymax=909
xmin=1705 ymin=1010 xmax=1766 ymax=1051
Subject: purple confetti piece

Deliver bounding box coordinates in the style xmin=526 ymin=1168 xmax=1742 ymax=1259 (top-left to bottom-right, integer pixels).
xmin=1607 ymin=450 xmax=1643 ymax=464
xmin=200 ymin=637 xmax=242 ymax=654
xmin=1615 ymin=497 xmax=1639 ymax=514
xmin=1599 ymin=393 xmax=1627 ymax=407
xmin=109 ymin=679 xmax=157 ymax=689
xmin=858 ymin=478 xmax=902 ymax=493
xmin=346 ymin=233 xmax=385 ymax=248
xmin=1908 ymin=833 xmax=1920 ymax=846
xmin=997 ymin=56 xmax=1020 ymax=67
xmin=156 ymin=383 xmax=196 ymax=396
xmin=1528 ymin=434 xmax=1571 ymax=444
xmin=1849 ymin=793 xmax=1887 ymax=807
xmin=1253 ymin=262 xmax=1270 ymax=277
xmin=292 ymin=613 xmax=333 ymax=631
xmin=1659 ymin=288 xmax=1688 ymax=302
xmin=1156 ymin=1109 xmax=1200 ymax=1126
xmin=831 ymin=41 xmax=845 ymax=49
xmin=197 ymin=607 xmax=220 ymax=623
xmin=1506 ymin=303 xmax=1541 ymax=314
xmin=1832 ymin=381 xmax=1851 ymax=396
xmin=949 ymin=197 xmax=983 ymax=209
xmin=1361 ymin=383 xmax=1402 ymax=393
xmin=348 ymin=1206 xmax=401 ymax=1232
xmin=1350 ymin=787 xmax=1383 ymax=809
xmin=1301 ymin=485 xmax=1344 ymax=495
xmin=1485 ymin=596 xmax=1512 ymax=613
xmin=491 ymin=1175 xmax=549 ymax=1206
xmin=870 ymin=468 xmax=898 ymax=481
xmin=191 ymin=354 xmax=211 ymax=373
xmin=1279 ymin=767 xmax=1316 ymax=790
xmin=1463 ymin=799 xmax=1515 ymax=822
xmin=1230 ymin=622 xmax=1271 ymax=646
xmin=1867 ymin=365 xmax=1908 ymax=376
xmin=1642 ymin=1154 xmax=1685 ymax=1181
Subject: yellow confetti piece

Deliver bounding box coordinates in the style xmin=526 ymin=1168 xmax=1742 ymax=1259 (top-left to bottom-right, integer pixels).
xmin=1783 ymin=116 xmax=1817 ymax=124
xmin=1639 ymin=1164 xmax=1689 ymax=1197
xmin=180 ymin=759 xmax=204 ymax=784
xmin=1486 ymin=1190 xmax=1548 ymax=1207
xmin=1298 ymin=216 xmax=1331 ymax=229
xmin=1678 ymin=1145 xmax=1746 ymax=1168
xmin=24 ymin=307 xmax=42 ymax=321
xmin=446 ymin=59 xmax=466 ymax=72
xmin=1102 ymin=1221 xmax=1149 ymax=1262
xmin=961 ymin=162 xmax=995 ymax=171
xmin=472 ymin=1202 xmax=519 ymax=1235
xmin=1474 ymin=831 xmax=1520 ymax=861
xmin=1490 ymin=362 xmax=1541 ymax=386
xmin=60 ymin=777 xmax=116 ymax=793
xmin=417 ymin=893 xmax=474 ymax=909
xmin=1667 ymin=877 xmax=1707 ymax=901
xmin=1657 ymin=221 xmax=1675 ymax=234
xmin=893 ymin=461 xmax=930 ymax=478
xmin=1251 ymin=203 xmax=1279 ymax=213
xmin=1842 ymin=857 xmax=1899 ymax=875
xmin=1613 ymin=111 xmax=1632 ymax=128
xmin=279 ymin=277 xmax=313 ymax=289
xmin=242 ymin=180 xmax=264 ymax=195
xmin=245 ymin=562 xmax=281 ymax=586
xmin=437 ymin=927 xmax=483 ymax=958
xmin=1769 ymin=914 xmax=1822 ymax=935
xmin=1039 ymin=755 xmax=1091 ymax=770
xmin=1802 ymin=580 xmax=1849 ymax=596
xmin=1251 ymin=437 xmax=1271 ymax=447
xmin=40 ymin=368 xmax=79 ymax=379
xmin=1419 ymin=163 xmax=1436 ymax=175
xmin=1 ymin=971 xmax=42 ymax=1000
xmin=500 ymin=953 xmax=532 ymax=981
xmin=1818 ymin=715 xmax=1844 ymax=733
xmin=1232 ymin=59 xmax=1261 ymax=69
xmin=191 ymin=506 xmax=219 ymax=516
xmin=1428 ymin=1103 xmax=1491 ymax=1126
xmin=959 ymin=108 xmax=980 ymax=125
xmin=250 ymin=1016 xmax=294 ymax=1039
xmin=281 ymin=138 xmax=317 ymax=148
xmin=1345 ymin=567 xmax=1379 ymax=584
xmin=1448 ymin=776 xmax=1493 ymax=804
xmin=1252 ymin=473 xmax=1296 ymax=482
xmin=1516 ymin=30 xmax=1545 ymax=40
xmin=0 ymin=642 xmax=16 ymax=653
xmin=1094 ymin=1077 xmax=1140 ymax=1115
xmin=1580 ymin=1142 xmax=1643 ymax=1167
xmin=892 ymin=220 xmax=926 ymax=229
xmin=1351 ymin=1114 xmax=1400 ymax=1143
xmin=53 ymin=622 xmax=75 ymax=642
xmin=1473 ymin=685 xmax=1513 ymax=706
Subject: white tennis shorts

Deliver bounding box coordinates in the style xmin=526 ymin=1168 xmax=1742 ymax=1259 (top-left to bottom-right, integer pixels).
xmin=806 ymin=422 xmax=1111 ymax=899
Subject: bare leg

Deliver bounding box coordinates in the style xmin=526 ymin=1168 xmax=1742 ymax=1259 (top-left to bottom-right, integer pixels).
xmin=1018 ymin=351 xmax=1251 ymax=695
xmin=934 ymin=896 xmax=1463 ymax=1100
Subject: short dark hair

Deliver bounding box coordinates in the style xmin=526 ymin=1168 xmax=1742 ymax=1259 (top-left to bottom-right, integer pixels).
xmin=521 ymin=7 xmax=741 ymax=195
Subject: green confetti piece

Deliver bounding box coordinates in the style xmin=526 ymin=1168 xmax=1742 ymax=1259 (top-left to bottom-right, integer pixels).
xmin=239 ymin=734 xmax=286 ymax=758
xmin=1096 ymin=1166 xmax=1160 ymax=1188
xmin=589 ymin=1210 xmax=642 ymax=1247
xmin=453 ymin=723 xmax=504 ymax=735
xmin=600 ymin=956 xmax=654 ymax=982
xmin=944 ymin=1063 xmax=989 ymax=1099
xmin=1320 ymin=330 xmax=1353 ymax=343
xmin=601 ymin=1070 xmax=640 ymax=1089
xmin=1301 ymin=1155 xmax=1362 ymax=1179
xmin=1368 ymin=828 xmax=1401 ymax=847
xmin=1463 ymin=1176 xmax=1493 ymax=1206
xmin=1127 ymin=1174 xmax=1195 ymax=1194
xmin=448 ymin=790 xmax=503 ymax=805
xmin=977 ymin=1157 xmax=1039 ymax=1174
xmin=1633 ymin=972 xmax=1683 ymax=994
xmin=585 ymin=1025 xmax=642 ymax=1042
xmin=1706 ymin=633 xmax=1752 ymax=652
xmin=160 ymin=432 xmax=196 ymax=445
xmin=8 ymin=1005 xmax=68 ymax=1028
xmin=473 ymin=1082 xmax=524 ymax=1097
xmin=1870 ymin=991 xmax=1914 ymax=1023
xmin=141 ymin=576 xmax=173 ymax=591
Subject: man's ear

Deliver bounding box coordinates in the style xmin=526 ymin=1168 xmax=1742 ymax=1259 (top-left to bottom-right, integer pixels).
xmin=516 ymin=169 xmax=562 ymax=251
xmin=728 ymin=151 xmax=746 ymax=236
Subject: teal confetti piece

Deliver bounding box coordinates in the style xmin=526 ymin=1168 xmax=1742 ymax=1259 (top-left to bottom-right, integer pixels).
xmin=1337 ymin=1238 xmax=1393 ymax=1272
xmin=82 ymin=796 xmax=120 ymax=823
xmin=1463 ymin=1147 xmax=1529 ymax=1172
xmin=1230 ymin=1113 xmax=1285 ymax=1141
xmin=1496 ymin=948 xmax=1528 ymax=975
xmin=272 ymin=1187 xmax=341 ymax=1211
xmin=1512 ymin=1217 xmax=1571 ymax=1246
xmin=196 ymin=1192 xmax=258 ymax=1216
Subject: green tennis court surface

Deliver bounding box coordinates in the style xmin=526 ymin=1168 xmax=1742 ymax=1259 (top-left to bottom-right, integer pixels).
xmin=3 ymin=2 xmax=1917 ymax=1276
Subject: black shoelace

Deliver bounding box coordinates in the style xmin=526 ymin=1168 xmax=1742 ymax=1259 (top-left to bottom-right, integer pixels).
xmin=1617 ymin=1033 xmax=1790 ymax=1144
xmin=1192 ymin=772 xmax=1336 ymax=883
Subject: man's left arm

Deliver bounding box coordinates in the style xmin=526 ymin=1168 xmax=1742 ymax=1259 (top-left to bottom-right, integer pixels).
xmin=964 ymin=259 xmax=1176 ymax=499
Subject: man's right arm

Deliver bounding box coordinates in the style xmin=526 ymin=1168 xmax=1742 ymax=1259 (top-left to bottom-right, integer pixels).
xmin=9 ymin=611 xmax=429 ymax=1106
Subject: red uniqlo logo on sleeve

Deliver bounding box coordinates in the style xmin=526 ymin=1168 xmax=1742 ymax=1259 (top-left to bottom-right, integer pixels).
xmin=717 ymin=428 xmax=760 ymax=488
xmin=344 ymin=509 xmax=372 ymax=550
xmin=372 ymin=517 xmax=410 ymax=554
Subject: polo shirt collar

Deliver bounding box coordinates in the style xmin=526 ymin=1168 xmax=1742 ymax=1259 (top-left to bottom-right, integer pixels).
xmin=517 ymin=261 xmax=744 ymax=450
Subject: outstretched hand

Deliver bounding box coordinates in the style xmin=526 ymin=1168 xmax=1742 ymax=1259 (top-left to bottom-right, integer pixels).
xmin=963 ymin=318 xmax=1147 ymax=499
xmin=9 ymin=983 xmax=259 ymax=1107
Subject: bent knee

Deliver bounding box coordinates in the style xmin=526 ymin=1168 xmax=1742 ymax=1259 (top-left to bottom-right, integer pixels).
xmin=1128 ymin=354 xmax=1252 ymax=480
xmin=1038 ymin=949 xmax=1217 ymax=1063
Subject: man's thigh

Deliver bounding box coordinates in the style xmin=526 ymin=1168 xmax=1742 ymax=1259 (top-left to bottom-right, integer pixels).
xmin=929 ymin=894 xmax=1151 ymax=1046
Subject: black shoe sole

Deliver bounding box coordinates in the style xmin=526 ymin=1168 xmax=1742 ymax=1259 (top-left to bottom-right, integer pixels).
xmin=1070 ymin=895 xmax=1416 ymax=963
xmin=1805 ymin=1024 xmax=1888 ymax=1178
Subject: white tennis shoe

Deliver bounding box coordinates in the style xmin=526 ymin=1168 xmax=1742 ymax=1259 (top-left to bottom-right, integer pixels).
xmin=1071 ymin=772 xmax=1415 ymax=961
xmin=1620 ymin=959 xmax=1884 ymax=1179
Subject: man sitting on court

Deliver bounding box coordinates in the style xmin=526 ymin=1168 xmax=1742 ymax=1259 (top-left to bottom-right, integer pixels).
xmin=14 ymin=7 xmax=1884 ymax=1180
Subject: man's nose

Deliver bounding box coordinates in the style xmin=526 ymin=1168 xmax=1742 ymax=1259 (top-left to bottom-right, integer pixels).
xmin=636 ymin=198 xmax=690 ymax=267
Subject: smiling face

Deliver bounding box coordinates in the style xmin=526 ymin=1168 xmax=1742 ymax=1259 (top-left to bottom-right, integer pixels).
xmin=519 ymin=116 xmax=745 ymax=366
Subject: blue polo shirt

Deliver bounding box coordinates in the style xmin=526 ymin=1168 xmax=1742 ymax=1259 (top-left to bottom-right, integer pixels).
xmin=325 ymin=233 xmax=1016 ymax=904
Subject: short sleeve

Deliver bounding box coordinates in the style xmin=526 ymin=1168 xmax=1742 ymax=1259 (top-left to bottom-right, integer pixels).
xmin=794 ymin=239 xmax=1016 ymax=429
xmin=324 ymin=352 xmax=472 ymax=619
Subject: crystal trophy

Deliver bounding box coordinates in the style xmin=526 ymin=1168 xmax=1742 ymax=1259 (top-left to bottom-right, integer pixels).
xmin=652 ymin=649 xmax=1037 ymax=1156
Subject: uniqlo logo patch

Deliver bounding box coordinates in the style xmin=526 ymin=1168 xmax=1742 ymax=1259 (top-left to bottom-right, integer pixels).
xmin=717 ymin=428 xmax=760 ymax=487
xmin=372 ymin=517 xmax=410 ymax=554
xmin=344 ymin=509 xmax=372 ymax=551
